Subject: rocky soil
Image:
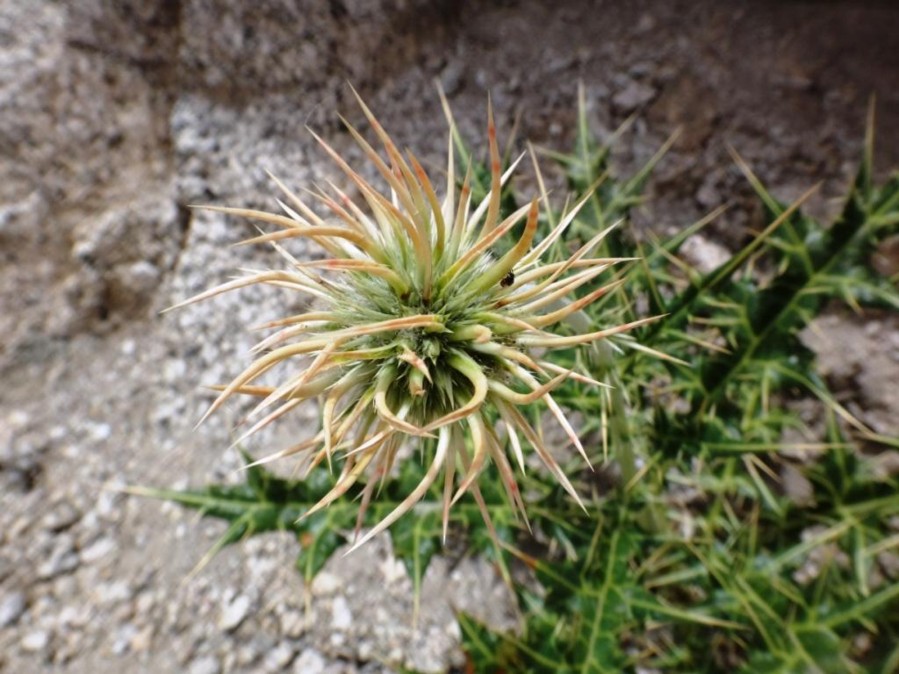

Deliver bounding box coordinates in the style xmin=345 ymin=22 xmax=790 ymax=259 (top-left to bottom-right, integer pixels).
xmin=1 ymin=1 xmax=898 ymax=672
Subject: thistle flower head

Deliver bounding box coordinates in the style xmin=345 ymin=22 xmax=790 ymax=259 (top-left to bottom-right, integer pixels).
xmin=172 ymin=90 xmax=652 ymax=549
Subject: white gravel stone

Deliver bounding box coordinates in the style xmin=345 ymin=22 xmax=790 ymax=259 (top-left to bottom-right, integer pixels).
xmin=188 ymin=654 xmax=221 ymax=674
xmin=331 ymin=595 xmax=353 ymax=630
xmin=0 ymin=591 xmax=26 ymax=627
xmin=40 ymin=501 xmax=81 ymax=532
xmin=80 ymin=536 xmax=117 ymax=564
xmin=264 ymin=640 xmax=296 ymax=671
xmin=218 ymin=594 xmax=252 ymax=632
xmin=95 ymin=580 xmax=133 ymax=604
xmin=130 ymin=624 xmax=154 ymax=652
xmin=680 ymin=234 xmax=731 ymax=274
xmin=279 ymin=609 xmax=306 ymax=639
xmin=21 ymin=630 xmax=50 ymax=652
xmin=293 ymin=648 xmax=327 ymax=674
xmin=84 ymin=420 xmax=112 ymax=442
xmin=380 ymin=556 xmax=407 ymax=584
xmin=310 ymin=570 xmax=342 ymax=596
xmin=112 ymin=623 xmax=139 ymax=655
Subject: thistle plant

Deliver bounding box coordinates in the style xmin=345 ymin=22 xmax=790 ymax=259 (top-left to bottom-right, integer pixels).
xmin=151 ymin=93 xmax=899 ymax=671
xmin=169 ymin=91 xmax=653 ymax=549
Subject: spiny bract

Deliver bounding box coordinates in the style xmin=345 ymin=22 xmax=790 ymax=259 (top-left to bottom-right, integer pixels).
xmin=171 ymin=90 xmax=653 ymax=550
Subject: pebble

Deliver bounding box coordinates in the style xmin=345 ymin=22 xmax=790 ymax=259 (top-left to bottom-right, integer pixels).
xmin=264 ymin=640 xmax=296 ymax=671
xmin=871 ymin=451 xmax=899 ymax=479
xmin=41 ymin=501 xmax=81 ymax=532
xmin=95 ymin=486 xmax=125 ymax=519
xmin=0 ymin=591 xmax=26 ymax=627
xmin=188 ymin=654 xmax=221 ymax=674
xmin=218 ymin=594 xmax=251 ymax=632
xmin=112 ymin=623 xmax=138 ymax=655
xmin=80 ymin=536 xmax=116 ymax=564
xmin=612 ymin=80 xmax=657 ymax=110
xmin=878 ymin=551 xmax=899 ymax=579
xmin=135 ymin=591 xmax=156 ymax=614
xmin=440 ymin=61 xmax=464 ymax=96
xmin=380 ymin=556 xmax=406 ymax=584
xmin=279 ymin=609 xmax=306 ymax=638
xmin=114 ymin=260 xmax=161 ymax=298
xmin=311 ymin=571 xmax=341 ymax=596
xmin=680 ymin=234 xmax=731 ymax=274
xmin=84 ymin=421 xmax=112 ymax=442
xmin=21 ymin=630 xmax=50 ymax=652
xmin=781 ymin=463 xmax=815 ymax=507
xmin=164 ymin=358 xmax=187 ymax=382
xmin=95 ymin=580 xmax=132 ymax=604
xmin=293 ymin=648 xmax=326 ymax=674
xmin=56 ymin=604 xmax=87 ymax=628
xmin=130 ymin=625 xmax=154 ymax=652
xmin=235 ymin=642 xmax=261 ymax=667
xmin=331 ymin=596 xmax=352 ymax=630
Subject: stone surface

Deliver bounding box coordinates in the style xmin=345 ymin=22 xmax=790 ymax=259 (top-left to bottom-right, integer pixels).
xmin=188 ymin=654 xmax=222 ymax=674
xmin=1 ymin=1 xmax=898 ymax=673
xmin=0 ymin=591 xmax=26 ymax=628
xmin=21 ymin=630 xmax=50 ymax=653
xmin=218 ymin=594 xmax=252 ymax=633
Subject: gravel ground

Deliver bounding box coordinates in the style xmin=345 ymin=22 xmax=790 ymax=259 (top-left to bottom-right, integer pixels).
xmin=1 ymin=1 xmax=898 ymax=672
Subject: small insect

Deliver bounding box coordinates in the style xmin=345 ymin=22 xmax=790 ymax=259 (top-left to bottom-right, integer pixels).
xmin=500 ymin=271 xmax=515 ymax=288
